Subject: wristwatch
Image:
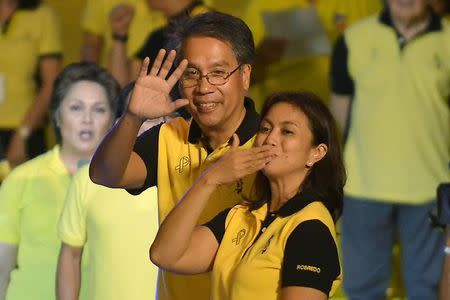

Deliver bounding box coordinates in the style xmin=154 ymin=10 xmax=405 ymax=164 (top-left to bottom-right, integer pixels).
xmin=17 ymin=126 xmax=31 ymax=139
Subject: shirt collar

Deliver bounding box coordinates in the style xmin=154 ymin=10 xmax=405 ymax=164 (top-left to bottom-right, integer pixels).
xmin=379 ymin=7 xmax=443 ymax=34
xmin=276 ymin=188 xmax=322 ymax=217
xmin=187 ymin=97 xmax=260 ymax=147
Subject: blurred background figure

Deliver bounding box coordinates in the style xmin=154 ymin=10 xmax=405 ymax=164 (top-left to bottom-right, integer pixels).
xmin=330 ymin=0 xmax=449 ymax=299
xmin=80 ymin=0 xmax=165 ymax=69
xmin=0 ymin=62 xmax=119 ymax=300
xmin=56 ymin=84 xmax=163 ymax=300
xmin=241 ymin=0 xmax=382 ymax=111
xmin=109 ymin=0 xmax=210 ymax=87
xmin=0 ymin=0 xmax=62 ymax=168
xmin=430 ymin=0 xmax=450 ymax=17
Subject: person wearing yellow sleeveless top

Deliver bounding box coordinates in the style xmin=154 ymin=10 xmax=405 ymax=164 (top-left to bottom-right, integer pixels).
xmin=150 ymin=91 xmax=345 ymax=300
xmin=243 ymin=0 xmax=382 ymax=110
xmin=80 ymin=0 xmax=165 ymax=67
xmin=90 ymin=12 xmax=260 ymax=300
xmin=330 ymin=0 xmax=449 ymax=299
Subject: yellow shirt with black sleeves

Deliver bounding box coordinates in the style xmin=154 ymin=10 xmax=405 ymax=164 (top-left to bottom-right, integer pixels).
xmin=130 ymin=98 xmax=259 ymax=300
xmin=243 ymin=0 xmax=382 ymax=110
xmin=81 ymin=0 xmax=165 ymax=67
xmin=204 ymin=189 xmax=341 ymax=300
xmin=0 ymin=4 xmax=62 ymax=129
xmin=332 ymin=11 xmax=450 ymax=203
xmin=58 ymin=165 xmax=159 ymax=300
xmin=0 ymin=146 xmax=88 ymax=300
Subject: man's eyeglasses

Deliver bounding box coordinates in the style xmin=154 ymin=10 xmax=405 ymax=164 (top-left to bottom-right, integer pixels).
xmin=180 ymin=64 xmax=242 ymax=88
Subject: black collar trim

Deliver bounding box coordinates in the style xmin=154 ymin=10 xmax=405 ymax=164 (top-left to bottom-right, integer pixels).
xmin=276 ymin=189 xmax=322 ymax=217
xmin=188 ymin=97 xmax=260 ymax=146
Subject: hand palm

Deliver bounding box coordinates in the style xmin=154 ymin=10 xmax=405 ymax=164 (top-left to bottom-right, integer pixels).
xmin=127 ymin=49 xmax=189 ymax=120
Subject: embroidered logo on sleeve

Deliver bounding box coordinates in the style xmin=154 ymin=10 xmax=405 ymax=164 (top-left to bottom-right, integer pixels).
xmin=232 ymin=229 xmax=246 ymax=245
xmin=175 ymin=156 xmax=190 ymax=173
xmin=297 ymin=265 xmax=321 ymax=273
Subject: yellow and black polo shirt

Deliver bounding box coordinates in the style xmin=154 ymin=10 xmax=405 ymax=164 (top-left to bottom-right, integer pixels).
xmin=331 ymin=9 xmax=450 ymax=203
xmin=204 ymin=188 xmax=341 ymax=300
xmin=131 ymin=97 xmax=259 ymax=300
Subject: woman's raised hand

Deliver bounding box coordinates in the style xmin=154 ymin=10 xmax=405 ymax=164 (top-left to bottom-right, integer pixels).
xmin=127 ymin=49 xmax=189 ymax=120
xmin=203 ymin=134 xmax=278 ymax=186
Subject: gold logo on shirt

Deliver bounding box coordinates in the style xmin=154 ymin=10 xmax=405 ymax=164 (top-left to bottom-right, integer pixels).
xmin=232 ymin=229 xmax=246 ymax=245
xmin=297 ymin=265 xmax=321 ymax=273
xmin=175 ymin=156 xmax=190 ymax=173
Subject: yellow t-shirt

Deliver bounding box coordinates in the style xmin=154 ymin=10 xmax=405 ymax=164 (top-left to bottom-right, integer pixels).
xmin=58 ymin=165 xmax=159 ymax=300
xmin=0 ymin=4 xmax=62 ymax=128
xmin=244 ymin=0 xmax=382 ymax=109
xmin=0 ymin=146 xmax=88 ymax=300
xmin=81 ymin=0 xmax=165 ymax=66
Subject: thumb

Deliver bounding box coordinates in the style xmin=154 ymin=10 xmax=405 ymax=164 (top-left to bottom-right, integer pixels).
xmin=171 ymin=98 xmax=189 ymax=110
xmin=230 ymin=133 xmax=240 ymax=150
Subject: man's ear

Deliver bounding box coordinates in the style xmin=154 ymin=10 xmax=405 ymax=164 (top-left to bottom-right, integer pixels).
xmin=242 ymin=64 xmax=252 ymax=90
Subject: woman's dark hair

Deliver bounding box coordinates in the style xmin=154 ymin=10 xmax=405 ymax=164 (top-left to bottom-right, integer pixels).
xmin=18 ymin=0 xmax=41 ymax=9
xmin=50 ymin=62 xmax=120 ymax=143
xmin=251 ymin=92 xmax=346 ymax=222
xmin=172 ymin=11 xmax=255 ymax=65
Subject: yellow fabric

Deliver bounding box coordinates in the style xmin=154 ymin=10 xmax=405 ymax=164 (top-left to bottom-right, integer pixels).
xmin=44 ymin=0 xmax=86 ymax=65
xmin=0 ymin=4 xmax=62 ymax=128
xmin=344 ymin=17 xmax=450 ymax=203
xmin=156 ymin=117 xmax=257 ymax=300
xmin=58 ymin=165 xmax=159 ymax=300
xmin=212 ymin=202 xmax=341 ymax=300
xmin=0 ymin=146 xmax=88 ymax=300
xmin=81 ymin=0 xmax=165 ymax=66
xmin=243 ymin=0 xmax=382 ymax=110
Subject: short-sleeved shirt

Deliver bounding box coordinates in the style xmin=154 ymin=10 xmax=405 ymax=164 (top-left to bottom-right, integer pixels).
xmin=58 ymin=165 xmax=159 ymax=300
xmin=331 ymin=10 xmax=450 ymax=203
xmin=81 ymin=0 xmax=165 ymax=67
xmin=130 ymin=98 xmax=260 ymax=300
xmin=0 ymin=146 xmax=88 ymax=300
xmin=204 ymin=189 xmax=341 ymax=300
xmin=0 ymin=4 xmax=62 ymax=128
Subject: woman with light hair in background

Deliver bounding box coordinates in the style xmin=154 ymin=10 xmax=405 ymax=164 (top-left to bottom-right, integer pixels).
xmin=0 ymin=62 xmax=120 ymax=300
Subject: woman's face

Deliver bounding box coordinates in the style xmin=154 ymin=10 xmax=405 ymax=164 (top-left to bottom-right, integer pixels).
xmin=254 ymin=102 xmax=326 ymax=179
xmin=58 ymin=80 xmax=113 ymax=157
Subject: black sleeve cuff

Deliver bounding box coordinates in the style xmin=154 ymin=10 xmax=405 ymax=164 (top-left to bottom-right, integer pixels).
xmin=126 ymin=123 xmax=162 ymax=195
xmin=331 ymin=35 xmax=354 ymax=96
xmin=282 ymin=220 xmax=340 ymax=295
xmin=203 ymin=208 xmax=232 ymax=244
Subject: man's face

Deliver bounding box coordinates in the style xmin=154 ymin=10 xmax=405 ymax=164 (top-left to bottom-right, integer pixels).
xmin=388 ymin=0 xmax=430 ymax=23
xmin=180 ymin=36 xmax=251 ymax=133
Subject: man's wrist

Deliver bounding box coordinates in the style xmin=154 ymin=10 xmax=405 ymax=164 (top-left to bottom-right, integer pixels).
xmin=112 ymin=32 xmax=128 ymax=42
